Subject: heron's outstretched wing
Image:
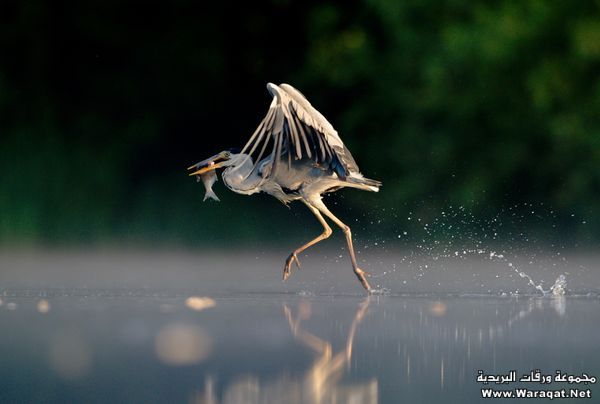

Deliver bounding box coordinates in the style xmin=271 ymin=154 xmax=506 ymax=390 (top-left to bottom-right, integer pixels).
xmin=240 ymin=83 xmax=360 ymax=180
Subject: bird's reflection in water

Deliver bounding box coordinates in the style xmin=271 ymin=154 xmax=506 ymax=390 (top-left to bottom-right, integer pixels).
xmin=192 ymin=298 xmax=377 ymax=404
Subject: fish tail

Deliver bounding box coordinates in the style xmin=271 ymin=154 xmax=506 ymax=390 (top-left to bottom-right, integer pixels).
xmin=203 ymin=190 xmax=221 ymax=202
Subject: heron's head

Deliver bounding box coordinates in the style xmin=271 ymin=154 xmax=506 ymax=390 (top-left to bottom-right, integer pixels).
xmin=187 ymin=149 xmax=240 ymax=176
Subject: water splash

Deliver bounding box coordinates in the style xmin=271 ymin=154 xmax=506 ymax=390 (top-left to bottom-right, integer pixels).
xmin=550 ymin=274 xmax=567 ymax=296
xmin=485 ymin=252 xmax=568 ymax=295
xmin=369 ymin=287 xmax=391 ymax=296
xmin=360 ymin=202 xmax=575 ymax=295
xmin=488 ymin=251 xmax=545 ymax=294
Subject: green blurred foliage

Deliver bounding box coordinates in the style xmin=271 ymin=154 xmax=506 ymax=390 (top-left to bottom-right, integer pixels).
xmin=0 ymin=0 xmax=598 ymax=246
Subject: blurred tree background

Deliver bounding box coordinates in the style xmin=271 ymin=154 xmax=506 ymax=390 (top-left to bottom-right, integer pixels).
xmin=0 ymin=0 xmax=598 ymax=247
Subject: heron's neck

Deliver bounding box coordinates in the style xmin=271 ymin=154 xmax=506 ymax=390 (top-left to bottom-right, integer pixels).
xmin=222 ymin=154 xmax=263 ymax=195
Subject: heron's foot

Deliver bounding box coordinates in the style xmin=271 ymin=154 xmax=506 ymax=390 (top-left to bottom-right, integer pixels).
xmin=354 ymin=267 xmax=372 ymax=292
xmin=283 ymin=252 xmax=301 ymax=281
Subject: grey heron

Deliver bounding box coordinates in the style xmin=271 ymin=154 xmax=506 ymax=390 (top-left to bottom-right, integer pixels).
xmin=188 ymin=83 xmax=381 ymax=292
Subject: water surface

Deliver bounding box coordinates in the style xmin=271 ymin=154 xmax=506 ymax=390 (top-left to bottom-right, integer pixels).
xmin=0 ymin=250 xmax=598 ymax=403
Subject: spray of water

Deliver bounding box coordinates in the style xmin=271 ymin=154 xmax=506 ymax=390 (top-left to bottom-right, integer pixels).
xmin=357 ymin=202 xmax=575 ymax=295
xmin=489 ymin=251 xmax=567 ymax=296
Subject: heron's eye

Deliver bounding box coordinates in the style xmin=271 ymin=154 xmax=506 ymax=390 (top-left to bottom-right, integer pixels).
xmin=224 ymin=152 xmax=231 ymax=158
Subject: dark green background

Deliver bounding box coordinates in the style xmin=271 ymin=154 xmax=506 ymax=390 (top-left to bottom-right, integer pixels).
xmin=1 ymin=0 xmax=598 ymax=246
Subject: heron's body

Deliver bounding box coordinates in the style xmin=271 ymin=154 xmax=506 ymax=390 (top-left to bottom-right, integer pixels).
xmin=222 ymin=154 xmax=377 ymax=204
xmin=189 ymin=83 xmax=381 ymax=292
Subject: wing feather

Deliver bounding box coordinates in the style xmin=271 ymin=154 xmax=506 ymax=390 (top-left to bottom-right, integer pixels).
xmin=251 ymin=129 xmax=272 ymax=176
xmin=240 ymin=100 xmax=275 ymax=155
xmin=239 ymin=83 xmax=361 ymax=180
xmin=291 ymin=113 xmax=312 ymax=160
xmin=286 ymin=108 xmax=303 ymax=159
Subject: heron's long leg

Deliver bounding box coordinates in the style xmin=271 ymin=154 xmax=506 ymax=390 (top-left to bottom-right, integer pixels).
xmin=309 ymin=198 xmax=372 ymax=292
xmin=283 ymin=201 xmax=332 ymax=281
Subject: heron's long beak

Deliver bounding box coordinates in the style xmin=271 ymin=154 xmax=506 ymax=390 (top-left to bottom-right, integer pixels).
xmin=187 ymin=152 xmax=227 ymax=176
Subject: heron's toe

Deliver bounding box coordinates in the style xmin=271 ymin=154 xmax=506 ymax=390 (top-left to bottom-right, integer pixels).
xmin=354 ymin=267 xmax=372 ymax=291
xmin=283 ymin=253 xmax=301 ymax=281
xmin=292 ymin=253 xmax=301 ymax=269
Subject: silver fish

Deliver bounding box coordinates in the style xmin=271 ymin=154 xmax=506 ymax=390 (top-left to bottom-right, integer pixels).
xmin=198 ymin=165 xmax=220 ymax=202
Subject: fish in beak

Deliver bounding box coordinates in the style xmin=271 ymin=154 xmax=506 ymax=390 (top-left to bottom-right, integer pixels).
xmin=187 ymin=152 xmax=229 ymax=202
xmin=199 ymin=167 xmax=220 ymax=202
